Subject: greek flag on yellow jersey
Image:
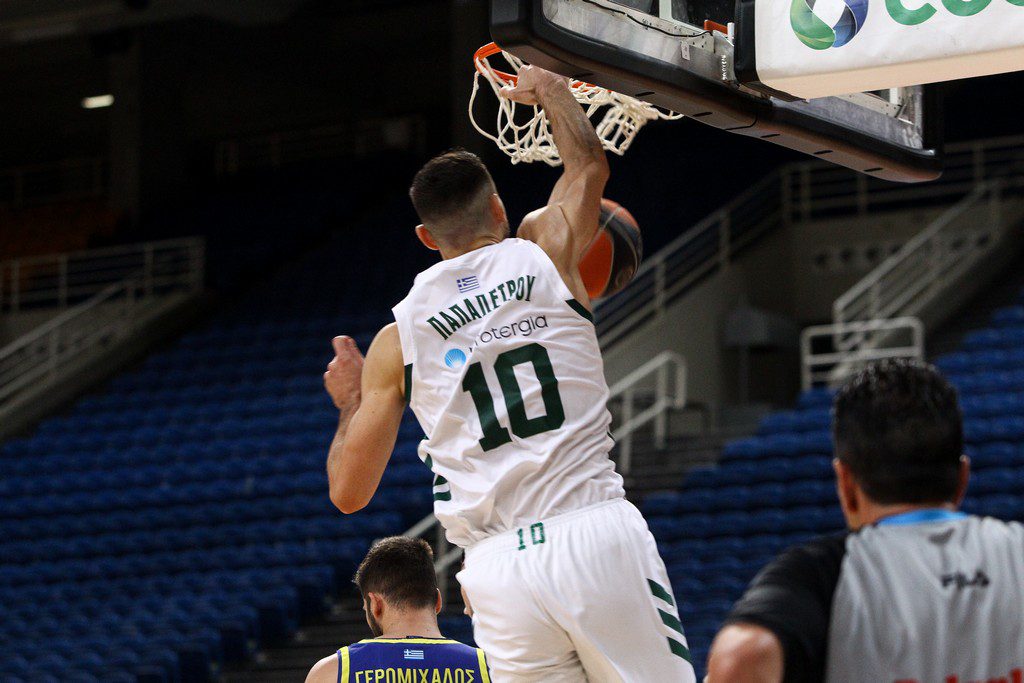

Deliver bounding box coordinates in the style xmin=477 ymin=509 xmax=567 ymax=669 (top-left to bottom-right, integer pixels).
xmin=392 ymin=238 xmax=625 ymax=547
xmin=335 ymin=637 xmax=490 ymax=683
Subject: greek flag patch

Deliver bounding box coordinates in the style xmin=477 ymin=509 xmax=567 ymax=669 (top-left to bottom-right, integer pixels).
xmin=456 ymin=276 xmax=479 ymax=293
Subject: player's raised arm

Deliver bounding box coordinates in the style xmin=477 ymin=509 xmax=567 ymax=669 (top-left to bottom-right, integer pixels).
xmin=323 ymin=324 xmax=405 ymax=514
xmin=502 ymin=66 xmax=609 ymax=278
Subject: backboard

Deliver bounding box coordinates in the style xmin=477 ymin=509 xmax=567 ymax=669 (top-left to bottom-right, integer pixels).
xmin=490 ymin=0 xmax=943 ymax=182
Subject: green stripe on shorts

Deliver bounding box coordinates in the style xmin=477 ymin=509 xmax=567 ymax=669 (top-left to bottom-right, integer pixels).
xmin=667 ymin=637 xmax=692 ymax=663
xmin=658 ymin=608 xmax=685 ymax=635
xmin=647 ymin=579 xmax=675 ymax=606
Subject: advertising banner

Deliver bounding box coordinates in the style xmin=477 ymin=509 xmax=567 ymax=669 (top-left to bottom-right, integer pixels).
xmin=755 ymin=0 xmax=1024 ymax=99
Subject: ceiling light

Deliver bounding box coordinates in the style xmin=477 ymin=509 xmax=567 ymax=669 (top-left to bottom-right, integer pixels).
xmin=81 ymin=95 xmax=114 ymax=109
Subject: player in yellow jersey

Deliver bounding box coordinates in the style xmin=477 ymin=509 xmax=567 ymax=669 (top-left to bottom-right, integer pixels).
xmin=305 ymin=537 xmax=489 ymax=683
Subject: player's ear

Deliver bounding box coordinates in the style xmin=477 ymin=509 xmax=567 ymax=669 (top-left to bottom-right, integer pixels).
xmin=434 ymin=589 xmax=442 ymax=615
xmin=368 ymin=592 xmax=386 ymax=619
xmin=415 ymin=224 xmax=440 ymax=251
xmin=488 ymin=193 xmax=507 ymax=227
xmin=833 ymin=458 xmax=860 ymax=529
xmin=953 ymin=455 xmax=971 ymax=507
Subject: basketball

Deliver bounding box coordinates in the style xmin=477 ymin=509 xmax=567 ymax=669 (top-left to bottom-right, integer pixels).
xmin=579 ymin=198 xmax=643 ymax=300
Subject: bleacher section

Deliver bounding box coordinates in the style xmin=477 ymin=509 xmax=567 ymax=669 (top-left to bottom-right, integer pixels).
xmin=0 ymin=221 xmax=434 ymax=681
xmin=643 ymin=296 xmax=1024 ymax=677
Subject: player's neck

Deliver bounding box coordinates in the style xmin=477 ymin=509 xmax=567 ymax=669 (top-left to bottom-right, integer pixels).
xmin=377 ymin=611 xmax=444 ymax=640
xmin=855 ymin=501 xmax=959 ymax=529
xmin=439 ymin=234 xmax=504 ymax=260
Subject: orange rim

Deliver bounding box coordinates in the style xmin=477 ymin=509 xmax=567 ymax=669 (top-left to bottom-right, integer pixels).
xmin=474 ymin=42 xmax=517 ymax=84
xmin=474 ymin=42 xmax=595 ymax=89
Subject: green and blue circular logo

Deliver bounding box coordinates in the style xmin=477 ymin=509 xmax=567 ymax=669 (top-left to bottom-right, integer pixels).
xmin=791 ymin=0 xmax=869 ymax=49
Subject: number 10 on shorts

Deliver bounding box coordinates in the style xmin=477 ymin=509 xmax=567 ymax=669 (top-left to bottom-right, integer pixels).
xmin=517 ymin=522 xmax=546 ymax=551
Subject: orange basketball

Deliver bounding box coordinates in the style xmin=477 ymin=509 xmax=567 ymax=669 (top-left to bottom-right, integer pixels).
xmin=579 ymin=198 xmax=642 ymax=300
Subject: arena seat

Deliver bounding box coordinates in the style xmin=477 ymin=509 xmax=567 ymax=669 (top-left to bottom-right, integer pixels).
xmin=0 ymin=222 xmax=434 ymax=679
xmin=646 ymin=291 xmax=1024 ymax=673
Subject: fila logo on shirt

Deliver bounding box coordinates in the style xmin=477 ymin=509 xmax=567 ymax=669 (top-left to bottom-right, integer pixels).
xmin=940 ymin=569 xmax=990 ymax=589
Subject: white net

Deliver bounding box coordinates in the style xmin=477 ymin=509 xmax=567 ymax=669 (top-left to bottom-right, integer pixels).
xmin=470 ymin=44 xmax=682 ymax=167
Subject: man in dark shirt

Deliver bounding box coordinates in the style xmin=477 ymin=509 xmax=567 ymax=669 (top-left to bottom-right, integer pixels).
xmin=707 ymin=359 xmax=1024 ymax=683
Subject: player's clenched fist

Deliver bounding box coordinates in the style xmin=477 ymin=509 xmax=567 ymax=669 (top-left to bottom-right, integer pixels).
xmin=324 ymin=336 xmax=363 ymax=413
xmin=499 ymin=64 xmax=570 ymax=105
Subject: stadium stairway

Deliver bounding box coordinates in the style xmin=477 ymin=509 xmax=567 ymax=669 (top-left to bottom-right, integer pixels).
xmin=0 ymin=206 xmax=438 ymax=681
xmin=621 ymin=432 xmax=728 ymax=496
xmin=641 ymin=259 xmax=1024 ymax=677
xmin=220 ymin=598 xmax=367 ymax=682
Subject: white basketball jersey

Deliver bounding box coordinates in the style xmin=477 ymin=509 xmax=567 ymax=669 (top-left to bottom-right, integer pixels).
xmin=392 ymin=238 xmax=625 ymax=547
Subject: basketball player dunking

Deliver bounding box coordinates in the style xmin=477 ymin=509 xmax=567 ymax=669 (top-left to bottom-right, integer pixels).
xmin=323 ymin=66 xmax=695 ymax=682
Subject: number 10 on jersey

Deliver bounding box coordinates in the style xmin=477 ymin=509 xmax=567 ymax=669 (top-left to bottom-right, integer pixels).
xmin=461 ymin=342 xmax=565 ymax=451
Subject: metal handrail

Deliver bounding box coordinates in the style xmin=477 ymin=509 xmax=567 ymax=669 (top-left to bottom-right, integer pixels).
xmin=608 ymin=350 xmax=687 ymax=475
xmin=801 ymin=317 xmax=925 ymax=389
xmin=804 ymin=144 xmax=1023 ymax=386
xmin=595 ymin=172 xmax=782 ymax=346
xmin=596 ymin=135 xmax=1024 ymax=348
xmin=0 ymin=237 xmax=204 ymax=313
xmin=831 ymin=181 xmax=1015 ymax=350
xmin=0 ymin=238 xmax=205 ymax=413
xmin=0 ymin=280 xmax=139 ymax=405
xmin=214 ymin=115 xmax=428 ymax=176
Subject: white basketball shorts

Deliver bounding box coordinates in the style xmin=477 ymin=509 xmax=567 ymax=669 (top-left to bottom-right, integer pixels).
xmin=457 ymin=498 xmax=696 ymax=682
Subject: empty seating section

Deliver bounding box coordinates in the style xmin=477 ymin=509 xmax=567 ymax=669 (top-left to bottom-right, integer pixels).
xmin=644 ymin=300 xmax=1024 ymax=675
xmin=0 ymin=309 xmax=432 ymax=682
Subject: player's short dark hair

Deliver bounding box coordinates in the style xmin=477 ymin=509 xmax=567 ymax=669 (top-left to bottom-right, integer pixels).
xmin=832 ymin=359 xmax=963 ymax=505
xmin=353 ymin=536 xmax=438 ymax=610
xmin=409 ymin=149 xmax=496 ymax=241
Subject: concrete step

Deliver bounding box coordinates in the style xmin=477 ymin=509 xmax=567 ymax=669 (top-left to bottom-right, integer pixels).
xmin=221 ymin=597 xmax=370 ymax=682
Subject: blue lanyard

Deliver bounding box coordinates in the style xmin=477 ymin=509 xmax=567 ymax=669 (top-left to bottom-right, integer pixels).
xmin=876 ymin=509 xmax=967 ymax=527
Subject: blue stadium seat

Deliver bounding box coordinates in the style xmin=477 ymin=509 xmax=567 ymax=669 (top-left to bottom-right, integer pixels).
xmin=992 ymin=305 xmax=1024 ymax=327
xmin=0 ymin=300 xmax=425 ymax=678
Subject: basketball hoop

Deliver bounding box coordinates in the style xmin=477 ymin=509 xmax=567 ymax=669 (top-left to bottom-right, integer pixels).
xmin=470 ymin=43 xmax=681 ymax=167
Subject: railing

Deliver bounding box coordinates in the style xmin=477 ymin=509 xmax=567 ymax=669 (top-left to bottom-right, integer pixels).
xmin=0 ymin=238 xmax=205 ymax=314
xmin=595 ymin=135 xmax=1024 ymax=349
xmin=833 ymin=182 xmax=1008 ymax=343
xmin=801 ymin=317 xmax=925 ymax=389
xmin=0 ymin=238 xmax=205 ymax=415
xmin=799 ymin=141 xmax=1024 ymax=387
xmin=596 ymin=172 xmax=783 ymax=346
xmin=214 ymin=116 xmax=428 ymax=176
xmin=0 ymin=157 xmax=107 ymax=207
xmin=0 ymin=280 xmax=140 ymax=406
xmin=608 ymin=350 xmax=687 ymax=475
xmin=785 ymin=135 xmax=1024 ymax=222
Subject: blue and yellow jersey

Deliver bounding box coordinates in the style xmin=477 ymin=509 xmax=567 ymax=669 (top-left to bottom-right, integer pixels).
xmin=336 ymin=637 xmax=490 ymax=683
